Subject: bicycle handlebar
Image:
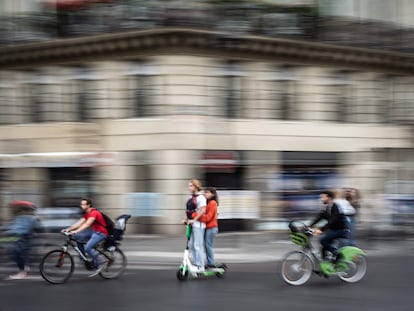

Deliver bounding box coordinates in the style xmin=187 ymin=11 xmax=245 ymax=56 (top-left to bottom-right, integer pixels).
xmin=288 ymin=220 xmax=314 ymax=236
xmin=61 ymin=231 xmax=77 ymax=240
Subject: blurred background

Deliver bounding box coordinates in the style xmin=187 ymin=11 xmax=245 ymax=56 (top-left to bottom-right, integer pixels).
xmin=1 ymin=0 xmax=414 ymax=235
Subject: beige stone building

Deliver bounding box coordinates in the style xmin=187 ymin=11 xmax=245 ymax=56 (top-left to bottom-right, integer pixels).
xmin=1 ymin=26 xmax=414 ymax=234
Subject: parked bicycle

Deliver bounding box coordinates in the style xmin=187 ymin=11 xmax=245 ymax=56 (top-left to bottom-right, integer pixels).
xmin=39 ymin=214 xmax=131 ymax=284
xmin=280 ymin=220 xmax=367 ymax=286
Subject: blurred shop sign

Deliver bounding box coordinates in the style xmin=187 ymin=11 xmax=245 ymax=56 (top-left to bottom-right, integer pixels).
xmin=201 ymin=151 xmax=239 ymax=172
xmin=385 ymin=180 xmax=414 ymax=225
xmin=44 ymin=0 xmax=114 ymax=10
xmin=385 ymin=194 xmax=414 ymax=226
xmin=217 ymin=190 xmax=260 ymax=219
xmin=125 ymin=192 xmax=163 ymax=217
xmin=0 ymin=152 xmax=114 ymax=168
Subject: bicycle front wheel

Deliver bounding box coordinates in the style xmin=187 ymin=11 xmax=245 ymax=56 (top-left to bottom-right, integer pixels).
xmin=99 ymin=247 xmax=127 ymax=279
xmin=280 ymin=251 xmax=313 ymax=286
xmin=39 ymin=250 xmax=74 ymax=284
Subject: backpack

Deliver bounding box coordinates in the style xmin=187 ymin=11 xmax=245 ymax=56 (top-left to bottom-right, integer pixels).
xmin=186 ymin=194 xmax=199 ymax=219
xmin=101 ymin=212 xmax=115 ymax=237
xmin=334 ymin=199 xmax=356 ymax=216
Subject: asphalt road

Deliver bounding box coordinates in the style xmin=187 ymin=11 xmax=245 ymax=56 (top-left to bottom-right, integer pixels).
xmin=0 ymin=252 xmax=412 ymax=311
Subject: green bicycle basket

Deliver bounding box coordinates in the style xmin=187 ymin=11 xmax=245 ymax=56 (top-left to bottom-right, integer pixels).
xmin=290 ymin=232 xmax=308 ymax=246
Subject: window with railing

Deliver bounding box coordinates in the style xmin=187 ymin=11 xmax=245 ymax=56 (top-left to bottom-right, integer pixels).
xmin=254 ymin=66 xmax=297 ymax=120
xmin=391 ymin=76 xmax=414 ymax=125
xmin=67 ymin=67 xmax=102 ymax=122
xmin=364 ymin=75 xmax=397 ymax=124
xmin=0 ymin=79 xmax=15 ymax=125
xmin=20 ymin=72 xmax=43 ymax=123
xmin=34 ymin=72 xmax=65 ymax=123
xmin=213 ymin=61 xmax=244 ymax=119
xmin=123 ymin=62 xmax=159 ymax=118
xmin=380 ymin=75 xmax=397 ymax=124
xmin=278 ymin=70 xmax=297 ymax=121
xmin=317 ymin=71 xmax=353 ymax=123
xmin=353 ymin=73 xmax=394 ymax=124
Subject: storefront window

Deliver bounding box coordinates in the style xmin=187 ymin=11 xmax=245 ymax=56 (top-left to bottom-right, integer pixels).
xmin=48 ymin=167 xmax=94 ymax=207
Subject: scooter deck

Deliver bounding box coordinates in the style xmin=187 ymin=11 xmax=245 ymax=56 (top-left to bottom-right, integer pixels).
xmin=177 ymin=263 xmax=227 ymax=279
xmin=196 ymin=267 xmax=226 ymax=276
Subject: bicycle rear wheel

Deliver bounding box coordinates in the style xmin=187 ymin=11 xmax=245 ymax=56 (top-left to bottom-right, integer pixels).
xmin=39 ymin=250 xmax=74 ymax=284
xmin=280 ymin=251 xmax=313 ymax=286
xmin=99 ymin=247 xmax=127 ymax=279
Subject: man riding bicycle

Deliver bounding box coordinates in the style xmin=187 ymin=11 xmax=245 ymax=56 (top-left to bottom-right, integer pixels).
xmin=310 ymin=190 xmax=351 ymax=263
xmin=61 ymin=198 xmax=108 ymax=277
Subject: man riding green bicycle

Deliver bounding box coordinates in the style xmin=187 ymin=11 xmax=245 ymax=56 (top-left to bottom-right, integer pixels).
xmin=310 ymin=190 xmax=354 ymax=263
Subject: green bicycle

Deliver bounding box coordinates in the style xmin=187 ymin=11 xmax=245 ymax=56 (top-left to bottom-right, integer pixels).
xmin=280 ymin=221 xmax=367 ymax=286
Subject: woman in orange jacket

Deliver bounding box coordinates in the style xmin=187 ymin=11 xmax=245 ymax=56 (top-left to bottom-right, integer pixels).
xmin=200 ymin=187 xmax=219 ymax=268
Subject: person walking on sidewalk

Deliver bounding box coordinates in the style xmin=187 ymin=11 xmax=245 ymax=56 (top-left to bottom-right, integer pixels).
xmin=61 ymin=198 xmax=108 ymax=277
xmin=183 ymin=179 xmax=206 ymax=272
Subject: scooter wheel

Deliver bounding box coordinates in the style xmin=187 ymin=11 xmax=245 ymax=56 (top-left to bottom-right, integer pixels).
xmin=216 ymin=263 xmax=228 ymax=278
xmin=216 ymin=271 xmax=226 ymax=278
xmin=176 ymin=268 xmax=188 ymax=281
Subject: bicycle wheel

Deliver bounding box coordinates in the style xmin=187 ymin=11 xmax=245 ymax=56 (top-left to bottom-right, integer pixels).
xmin=99 ymin=247 xmax=127 ymax=279
xmin=280 ymin=251 xmax=313 ymax=286
xmin=39 ymin=250 xmax=74 ymax=284
xmin=338 ymin=254 xmax=367 ymax=283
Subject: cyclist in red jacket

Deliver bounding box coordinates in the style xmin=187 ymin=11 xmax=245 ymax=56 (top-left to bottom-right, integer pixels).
xmin=62 ymin=198 xmax=108 ymax=277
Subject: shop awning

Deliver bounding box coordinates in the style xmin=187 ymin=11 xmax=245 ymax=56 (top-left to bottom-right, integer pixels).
xmin=201 ymin=151 xmax=239 ymax=171
xmin=44 ymin=0 xmax=114 ymax=10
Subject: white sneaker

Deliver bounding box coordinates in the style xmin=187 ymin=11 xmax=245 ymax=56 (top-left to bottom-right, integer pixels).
xmin=8 ymin=271 xmax=27 ymax=280
xmin=88 ymin=262 xmax=107 ymax=277
xmin=189 ymin=266 xmax=204 ymax=274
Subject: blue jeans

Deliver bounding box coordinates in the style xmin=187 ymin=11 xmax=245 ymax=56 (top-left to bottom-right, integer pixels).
xmin=189 ymin=225 xmax=205 ymax=268
xmin=320 ymin=229 xmax=350 ymax=258
xmin=10 ymin=236 xmax=31 ymax=271
xmin=73 ymin=228 xmax=92 ymax=256
xmin=347 ymin=216 xmax=357 ymax=246
xmin=205 ymin=227 xmax=218 ymax=266
xmin=74 ymin=229 xmax=106 ymax=267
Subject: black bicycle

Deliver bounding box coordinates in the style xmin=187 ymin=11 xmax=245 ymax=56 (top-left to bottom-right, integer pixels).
xmin=39 ymin=231 xmax=127 ymax=284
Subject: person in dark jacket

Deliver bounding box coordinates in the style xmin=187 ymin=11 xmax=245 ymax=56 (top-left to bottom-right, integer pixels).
xmin=310 ymin=190 xmax=351 ymax=261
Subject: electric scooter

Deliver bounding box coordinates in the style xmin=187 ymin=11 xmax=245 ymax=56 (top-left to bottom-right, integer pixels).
xmin=176 ymin=224 xmax=227 ymax=281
